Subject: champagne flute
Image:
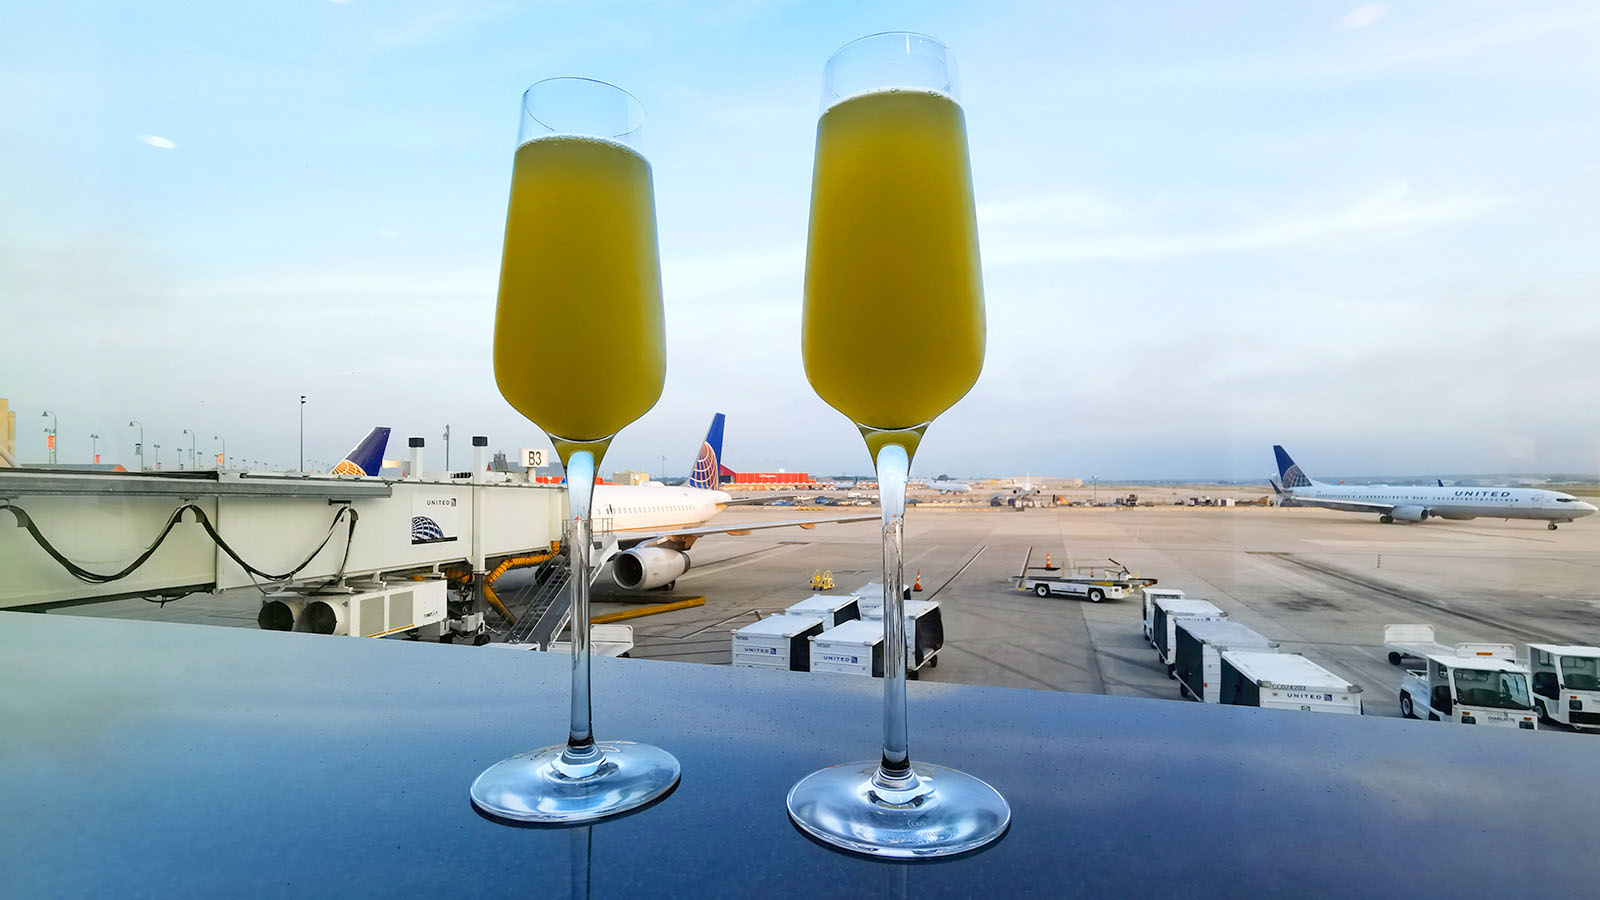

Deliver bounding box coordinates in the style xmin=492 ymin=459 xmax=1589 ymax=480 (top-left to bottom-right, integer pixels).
xmin=787 ymin=33 xmax=1010 ymax=857
xmin=470 ymin=77 xmax=680 ymax=824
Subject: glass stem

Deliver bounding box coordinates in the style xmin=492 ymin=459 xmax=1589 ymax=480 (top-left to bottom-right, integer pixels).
xmin=872 ymin=442 xmax=916 ymax=792
xmin=560 ymin=450 xmax=601 ymax=775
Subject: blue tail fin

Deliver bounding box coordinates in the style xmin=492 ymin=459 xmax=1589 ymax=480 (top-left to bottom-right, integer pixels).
xmin=688 ymin=413 xmax=726 ymax=490
xmin=331 ymin=427 xmax=390 ymax=476
xmin=1273 ymin=445 xmax=1314 ymax=489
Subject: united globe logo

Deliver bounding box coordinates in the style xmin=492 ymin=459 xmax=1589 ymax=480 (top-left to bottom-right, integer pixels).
xmin=1282 ymin=465 xmax=1311 ymax=489
xmin=411 ymin=515 xmax=446 ymax=543
xmin=331 ymin=459 xmax=365 ymax=476
xmin=690 ymin=441 xmax=719 ymax=490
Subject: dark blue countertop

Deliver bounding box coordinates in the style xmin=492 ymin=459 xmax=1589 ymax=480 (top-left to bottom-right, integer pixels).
xmin=1 ymin=612 xmax=1592 ymax=898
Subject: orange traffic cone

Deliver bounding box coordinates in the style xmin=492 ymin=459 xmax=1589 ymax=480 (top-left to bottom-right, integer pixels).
xmin=913 ymin=571 xmax=923 ymax=591
xmin=1045 ymin=553 xmax=1056 ymax=570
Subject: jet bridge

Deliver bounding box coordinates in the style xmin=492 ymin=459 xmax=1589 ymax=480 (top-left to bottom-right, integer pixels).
xmin=0 ymin=446 xmax=564 ymax=642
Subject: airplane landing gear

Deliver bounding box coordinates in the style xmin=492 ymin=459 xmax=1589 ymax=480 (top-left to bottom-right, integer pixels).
xmin=1379 ymin=514 xmax=1393 ymax=524
xmin=1549 ymin=522 xmax=1559 ymax=531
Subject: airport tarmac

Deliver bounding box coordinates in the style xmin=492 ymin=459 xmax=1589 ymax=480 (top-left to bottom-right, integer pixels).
xmin=62 ymin=503 xmax=1600 ymax=726
xmin=595 ymin=504 xmax=1600 ymax=723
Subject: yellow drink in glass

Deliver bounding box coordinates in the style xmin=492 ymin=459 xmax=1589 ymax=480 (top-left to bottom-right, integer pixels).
xmin=801 ymin=89 xmax=984 ymax=459
xmin=493 ymin=135 xmax=666 ymax=464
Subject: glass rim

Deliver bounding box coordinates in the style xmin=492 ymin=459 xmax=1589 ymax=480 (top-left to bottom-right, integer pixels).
xmin=828 ymin=30 xmax=950 ymax=59
xmin=520 ymin=76 xmax=646 ymax=142
xmin=822 ymin=31 xmax=957 ymax=106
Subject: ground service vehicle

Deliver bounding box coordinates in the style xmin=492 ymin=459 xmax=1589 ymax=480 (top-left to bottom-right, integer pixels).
xmin=1383 ymin=623 xmax=1513 ymax=667
xmin=1399 ymin=653 xmax=1537 ymax=730
xmin=1012 ymin=549 xmax=1154 ymax=603
xmin=1526 ymin=644 xmax=1600 ymax=731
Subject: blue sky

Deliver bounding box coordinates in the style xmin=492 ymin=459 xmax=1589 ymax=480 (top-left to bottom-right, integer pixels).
xmin=4 ymin=1 xmax=1598 ymax=478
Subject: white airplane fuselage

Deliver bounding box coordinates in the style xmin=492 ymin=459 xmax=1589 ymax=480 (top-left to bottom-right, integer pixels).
xmin=1287 ymin=483 xmax=1596 ymax=524
xmin=591 ymin=484 xmax=731 ymax=537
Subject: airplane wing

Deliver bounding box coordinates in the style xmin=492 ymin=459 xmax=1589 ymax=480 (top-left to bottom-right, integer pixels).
xmin=721 ymin=494 xmax=796 ymax=506
xmin=613 ymin=514 xmax=877 ymax=549
xmin=1284 ymin=495 xmax=1394 ymax=515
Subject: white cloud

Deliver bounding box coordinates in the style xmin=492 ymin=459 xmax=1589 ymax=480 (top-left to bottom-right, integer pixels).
xmin=1342 ymin=4 xmax=1388 ymax=29
xmin=136 ymin=134 xmax=176 ymax=150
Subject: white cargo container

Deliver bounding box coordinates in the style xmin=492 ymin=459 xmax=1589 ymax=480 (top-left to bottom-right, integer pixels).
xmin=1219 ymin=650 xmax=1363 ymax=715
xmin=850 ymin=582 xmax=910 ymax=617
xmin=785 ymin=594 xmax=861 ymax=629
xmin=1152 ymin=598 xmax=1227 ymax=677
xmin=1173 ymin=620 xmax=1278 ymax=703
xmin=862 ymin=598 xmax=944 ymax=670
xmin=1141 ymin=588 xmax=1186 ymax=644
xmin=809 ymin=619 xmax=884 ymax=677
xmin=731 ymin=614 xmax=826 ymax=672
xmin=1527 ymin=644 xmax=1600 ymax=731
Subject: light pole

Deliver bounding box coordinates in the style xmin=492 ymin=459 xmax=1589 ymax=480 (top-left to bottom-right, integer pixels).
xmin=214 ymin=435 xmax=226 ymax=469
xmin=90 ymin=433 xmax=100 ymax=465
xmin=153 ymin=443 xmax=162 ymax=470
xmin=1092 ymin=475 xmax=1098 ymax=506
xmin=299 ymin=395 xmax=307 ymax=473
xmin=182 ymin=428 xmax=197 ymax=470
xmin=129 ymin=420 xmax=144 ymax=471
xmin=443 ymin=424 xmax=451 ymax=471
xmin=41 ymin=410 xmax=57 ymax=464
xmin=658 ymin=454 xmax=668 ymax=478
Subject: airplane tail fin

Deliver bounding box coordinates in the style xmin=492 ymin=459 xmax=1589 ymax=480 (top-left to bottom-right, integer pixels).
xmin=1273 ymin=445 xmax=1315 ymax=489
xmin=331 ymin=427 xmax=390 ymax=476
xmin=688 ymin=413 xmax=726 ymax=490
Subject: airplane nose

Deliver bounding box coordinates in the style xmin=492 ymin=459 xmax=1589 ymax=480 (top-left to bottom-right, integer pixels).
xmin=1580 ymin=501 xmax=1599 ymax=516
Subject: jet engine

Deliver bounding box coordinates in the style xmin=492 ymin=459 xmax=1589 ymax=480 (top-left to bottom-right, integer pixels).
xmin=1390 ymin=506 xmax=1430 ymax=523
xmin=613 ymin=546 xmax=691 ymax=590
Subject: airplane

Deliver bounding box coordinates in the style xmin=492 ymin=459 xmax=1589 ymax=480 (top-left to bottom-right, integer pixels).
xmin=328 ymin=427 xmax=391 ymax=476
xmin=591 ymin=414 xmax=874 ymax=590
xmin=928 ymin=479 xmax=972 ymax=494
xmin=1272 ymin=445 xmax=1596 ymax=530
xmin=1008 ymin=476 xmax=1042 ymax=495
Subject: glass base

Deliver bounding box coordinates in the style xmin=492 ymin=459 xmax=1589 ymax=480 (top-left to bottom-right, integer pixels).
xmin=470 ymin=741 xmax=680 ymax=824
xmin=787 ymin=761 xmax=1010 ymax=859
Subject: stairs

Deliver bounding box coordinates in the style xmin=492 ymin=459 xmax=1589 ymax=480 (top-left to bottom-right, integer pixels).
xmin=504 ymin=554 xmax=571 ymax=646
xmin=503 ymin=523 xmax=619 ymax=648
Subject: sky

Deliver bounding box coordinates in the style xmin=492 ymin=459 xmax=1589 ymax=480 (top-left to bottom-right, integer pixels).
xmin=3 ymin=0 xmax=1598 ymax=480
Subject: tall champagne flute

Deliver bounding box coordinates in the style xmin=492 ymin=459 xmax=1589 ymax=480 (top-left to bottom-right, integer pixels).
xmin=470 ymin=77 xmax=680 ymax=824
xmin=788 ymin=33 xmax=1010 ymax=857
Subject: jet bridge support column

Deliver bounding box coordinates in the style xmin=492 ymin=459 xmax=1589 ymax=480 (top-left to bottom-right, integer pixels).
xmin=408 ymin=437 xmax=424 ymax=479
xmin=471 ymin=436 xmax=488 ymax=618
